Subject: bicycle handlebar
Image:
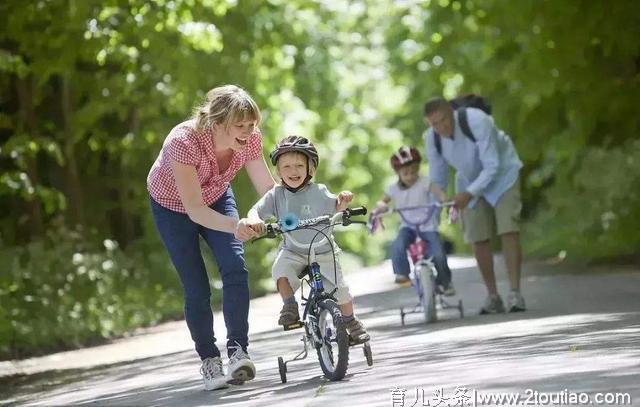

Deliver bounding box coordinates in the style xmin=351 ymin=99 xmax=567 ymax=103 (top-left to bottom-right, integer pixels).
xmin=255 ymin=206 xmax=368 ymax=241
xmin=368 ymin=202 xmax=457 ymax=233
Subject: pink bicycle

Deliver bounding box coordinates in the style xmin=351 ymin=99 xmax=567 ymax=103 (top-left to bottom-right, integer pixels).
xmin=368 ymin=203 xmax=464 ymax=325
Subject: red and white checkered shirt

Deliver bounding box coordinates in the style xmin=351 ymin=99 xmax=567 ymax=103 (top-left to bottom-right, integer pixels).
xmin=147 ymin=120 xmax=263 ymax=213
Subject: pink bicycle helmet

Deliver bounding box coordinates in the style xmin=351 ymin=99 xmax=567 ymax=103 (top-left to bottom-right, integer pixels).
xmin=390 ymin=146 xmax=421 ymax=171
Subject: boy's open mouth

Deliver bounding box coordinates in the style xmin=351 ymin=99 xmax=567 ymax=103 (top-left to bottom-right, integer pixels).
xmin=235 ymin=137 xmax=248 ymax=146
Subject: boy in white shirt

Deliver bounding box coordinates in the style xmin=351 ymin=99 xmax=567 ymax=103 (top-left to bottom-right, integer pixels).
xmin=248 ymin=136 xmax=370 ymax=344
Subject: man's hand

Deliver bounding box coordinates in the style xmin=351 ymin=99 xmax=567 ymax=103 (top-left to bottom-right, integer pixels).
xmin=336 ymin=191 xmax=354 ymax=212
xmin=234 ymin=218 xmax=260 ymax=241
xmin=453 ymin=191 xmax=473 ymax=210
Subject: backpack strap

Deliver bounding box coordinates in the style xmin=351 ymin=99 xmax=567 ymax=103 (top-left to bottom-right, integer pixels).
xmin=457 ymin=108 xmax=476 ymax=142
xmin=433 ymin=131 xmax=442 ymax=155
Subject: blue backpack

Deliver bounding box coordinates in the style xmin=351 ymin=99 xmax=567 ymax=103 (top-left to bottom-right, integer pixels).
xmin=433 ymin=94 xmax=492 ymax=155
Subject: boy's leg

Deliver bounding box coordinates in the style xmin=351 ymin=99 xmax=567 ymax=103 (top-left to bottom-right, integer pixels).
xmin=272 ymin=250 xmax=304 ymax=325
xmin=317 ymin=253 xmax=369 ymax=343
xmin=420 ymin=230 xmax=452 ymax=288
xmin=317 ymin=251 xmax=352 ymax=305
xmin=391 ymin=227 xmax=417 ymax=281
xmin=150 ymin=198 xmax=220 ymax=360
xmin=277 ymin=277 xmax=295 ymax=299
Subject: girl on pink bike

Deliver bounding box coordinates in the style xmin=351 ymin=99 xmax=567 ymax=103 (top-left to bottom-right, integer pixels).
xmin=375 ymin=146 xmax=455 ymax=295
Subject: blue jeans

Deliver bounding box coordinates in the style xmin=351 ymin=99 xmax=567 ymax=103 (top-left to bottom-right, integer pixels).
xmin=391 ymin=228 xmax=452 ymax=286
xmin=150 ymin=187 xmax=249 ymax=360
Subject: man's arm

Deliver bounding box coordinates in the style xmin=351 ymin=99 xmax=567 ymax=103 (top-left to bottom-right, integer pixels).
xmin=425 ymin=130 xmax=450 ymax=191
xmin=465 ymin=113 xmax=500 ymax=197
xmin=430 ymin=183 xmax=448 ymax=203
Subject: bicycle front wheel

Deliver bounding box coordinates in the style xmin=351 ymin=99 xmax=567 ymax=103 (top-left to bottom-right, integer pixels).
xmin=418 ymin=265 xmax=437 ymax=323
xmin=315 ymin=299 xmax=349 ymax=381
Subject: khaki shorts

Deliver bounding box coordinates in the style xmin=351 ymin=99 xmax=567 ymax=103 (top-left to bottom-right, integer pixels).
xmin=272 ymin=249 xmax=352 ymax=304
xmin=462 ymin=178 xmax=522 ymax=243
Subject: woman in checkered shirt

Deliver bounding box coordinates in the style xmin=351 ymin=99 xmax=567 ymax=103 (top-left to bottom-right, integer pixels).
xmin=147 ymin=85 xmax=275 ymax=390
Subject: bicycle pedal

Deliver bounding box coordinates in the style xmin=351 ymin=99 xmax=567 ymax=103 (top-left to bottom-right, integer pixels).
xmin=283 ymin=321 xmax=304 ymax=331
xmin=349 ymin=337 xmax=369 ymax=346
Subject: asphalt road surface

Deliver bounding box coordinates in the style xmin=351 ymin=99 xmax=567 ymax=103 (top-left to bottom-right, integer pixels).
xmin=2 ymin=256 xmax=639 ymax=407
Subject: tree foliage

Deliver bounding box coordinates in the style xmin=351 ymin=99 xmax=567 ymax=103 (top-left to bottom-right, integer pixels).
xmin=1 ymin=0 xmax=638 ymax=358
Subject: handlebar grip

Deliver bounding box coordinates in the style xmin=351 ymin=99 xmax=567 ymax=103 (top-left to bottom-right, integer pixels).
xmin=345 ymin=206 xmax=367 ymax=217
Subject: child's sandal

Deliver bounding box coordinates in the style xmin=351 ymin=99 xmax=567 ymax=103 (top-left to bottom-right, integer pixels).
xmin=345 ymin=319 xmax=370 ymax=344
xmin=278 ymin=303 xmax=300 ymax=326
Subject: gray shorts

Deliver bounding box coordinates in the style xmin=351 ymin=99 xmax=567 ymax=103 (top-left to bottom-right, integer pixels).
xmin=272 ymin=249 xmax=352 ymax=304
xmin=462 ymin=178 xmax=522 ymax=243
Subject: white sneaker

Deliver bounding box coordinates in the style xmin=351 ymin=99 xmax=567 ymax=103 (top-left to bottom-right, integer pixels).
xmin=508 ymin=290 xmax=526 ymax=312
xmin=227 ymin=344 xmax=256 ymax=385
xmin=479 ymin=294 xmax=505 ymax=314
xmin=201 ymin=356 xmax=229 ymax=391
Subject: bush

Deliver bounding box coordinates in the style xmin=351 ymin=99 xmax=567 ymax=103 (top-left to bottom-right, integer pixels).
xmin=0 ymin=220 xmax=184 ymax=360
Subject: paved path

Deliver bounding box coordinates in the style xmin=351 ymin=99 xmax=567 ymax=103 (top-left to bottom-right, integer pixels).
xmin=2 ymin=256 xmax=639 ymax=406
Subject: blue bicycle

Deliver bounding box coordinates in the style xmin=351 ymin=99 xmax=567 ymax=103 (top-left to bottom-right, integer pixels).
xmin=257 ymin=207 xmax=373 ymax=383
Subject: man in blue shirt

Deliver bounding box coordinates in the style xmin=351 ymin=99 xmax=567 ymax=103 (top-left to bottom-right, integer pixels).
xmin=423 ymin=97 xmax=526 ymax=314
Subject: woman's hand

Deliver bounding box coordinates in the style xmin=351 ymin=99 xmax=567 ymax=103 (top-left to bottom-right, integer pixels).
xmin=336 ymin=191 xmax=354 ymax=212
xmin=246 ymin=218 xmax=266 ymax=235
xmin=234 ymin=218 xmax=260 ymax=241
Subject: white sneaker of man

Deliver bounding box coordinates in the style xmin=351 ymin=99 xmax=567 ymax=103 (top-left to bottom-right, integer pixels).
xmin=479 ymin=294 xmax=505 ymax=315
xmin=507 ymin=290 xmax=526 ymax=312
xmin=226 ymin=344 xmax=256 ymax=385
xmin=201 ymin=356 xmax=229 ymax=391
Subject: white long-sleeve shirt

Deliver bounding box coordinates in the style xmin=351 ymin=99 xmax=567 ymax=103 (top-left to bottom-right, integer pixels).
xmin=425 ymin=108 xmax=522 ymax=208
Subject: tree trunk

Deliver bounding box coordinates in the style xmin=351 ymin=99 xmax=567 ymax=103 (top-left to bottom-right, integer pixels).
xmin=120 ymin=107 xmax=140 ymax=245
xmin=15 ymin=77 xmax=44 ymax=238
xmin=61 ymin=74 xmax=84 ymax=225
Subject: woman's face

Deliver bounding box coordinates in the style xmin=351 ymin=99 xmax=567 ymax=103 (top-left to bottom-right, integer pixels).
xmin=277 ymin=153 xmax=312 ymax=189
xmin=214 ymin=118 xmax=257 ymax=151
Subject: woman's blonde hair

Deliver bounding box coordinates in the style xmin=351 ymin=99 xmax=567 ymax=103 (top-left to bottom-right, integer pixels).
xmin=192 ymin=84 xmax=261 ymax=132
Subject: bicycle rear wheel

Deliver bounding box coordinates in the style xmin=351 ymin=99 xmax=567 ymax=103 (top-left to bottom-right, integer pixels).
xmin=418 ymin=265 xmax=437 ymax=323
xmin=315 ymin=299 xmax=349 ymax=381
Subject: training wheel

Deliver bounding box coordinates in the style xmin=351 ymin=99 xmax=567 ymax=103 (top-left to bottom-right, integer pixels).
xmin=363 ymin=342 xmax=373 ymax=366
xmin=458 ymin=299 xmax=464 ymax=318
xmin=278 ymin=356 xmax=287 ymax=383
